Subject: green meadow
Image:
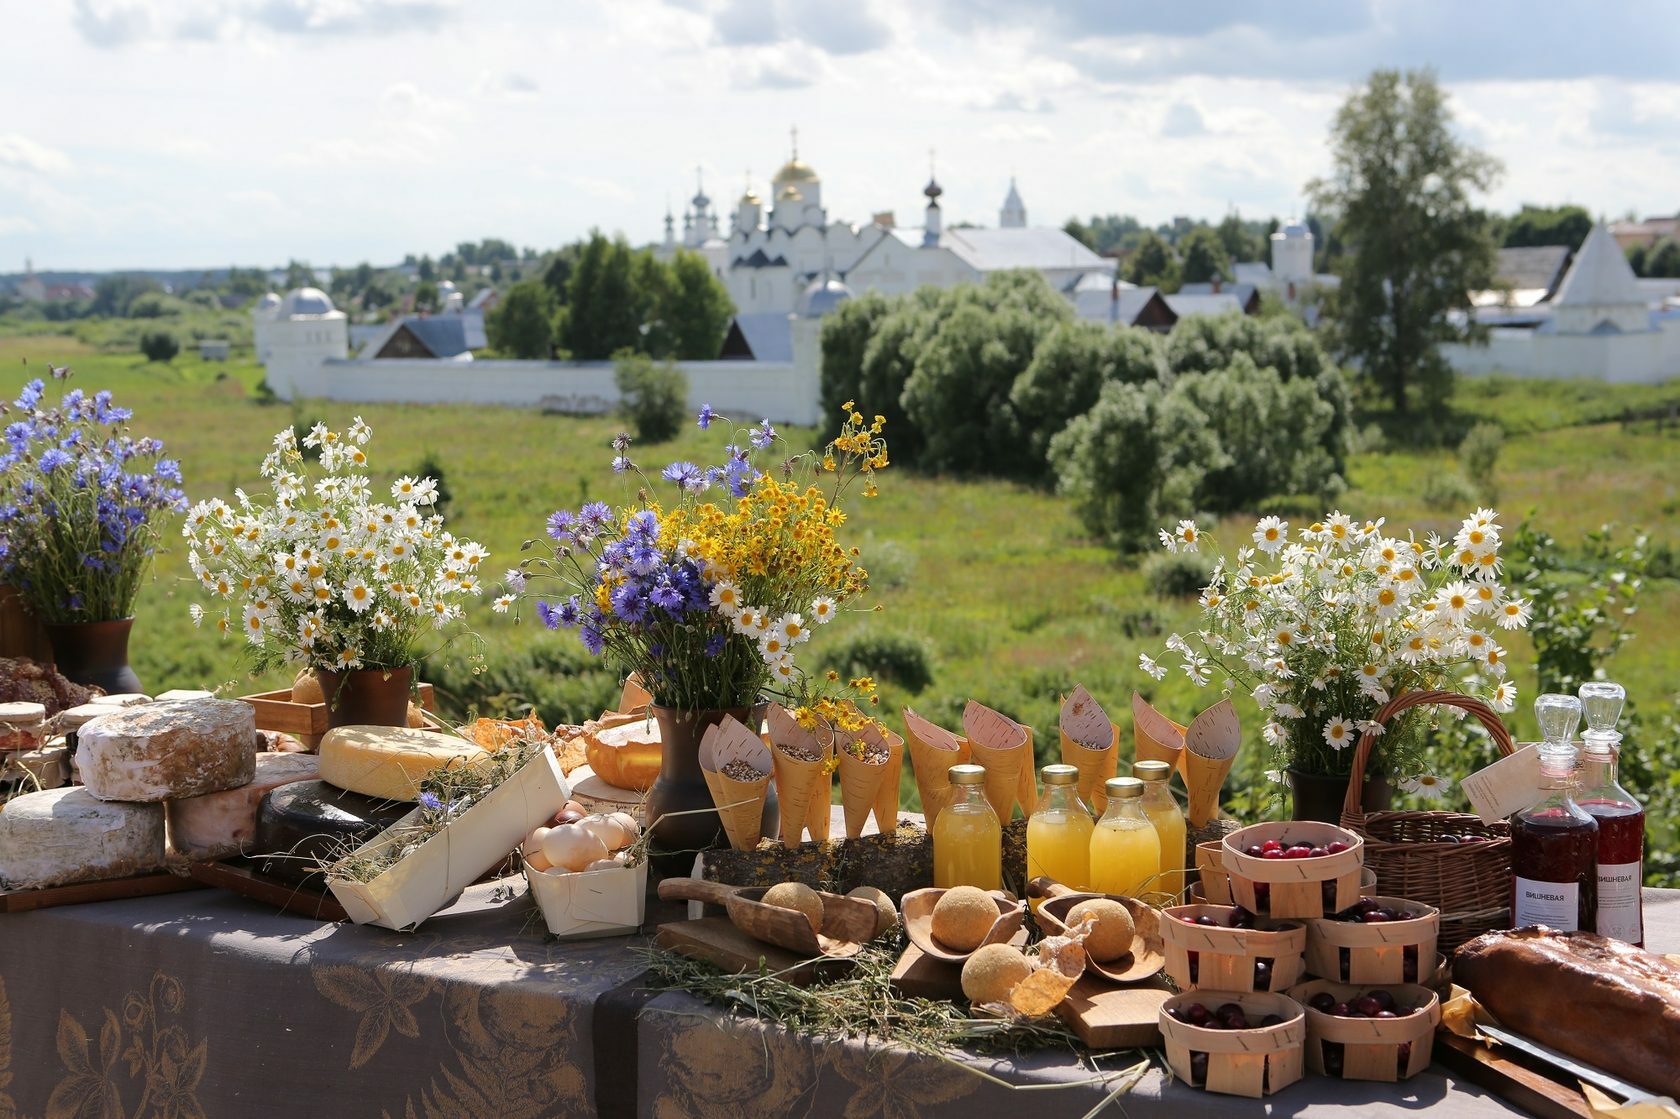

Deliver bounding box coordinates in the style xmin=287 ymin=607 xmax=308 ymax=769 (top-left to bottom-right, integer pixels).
xmin=2 ymin=332 xmax=1677 ymax=830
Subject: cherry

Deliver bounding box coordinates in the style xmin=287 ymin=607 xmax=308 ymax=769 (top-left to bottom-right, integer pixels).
xmin=1216 ymin=1002 xmax=1245 ymax=1022
xmin=1396 ymin=1042 xmax=1413 ymax=1076
xmin=1261 ymin=848 xmax=1286 ymax=860
xmin=1331 ymin=1002 xmax=1352 ymax=1017
xmin=1308 ymin=847 xmax=1328 ymax=858
xmin=1437 ymin=834 xmax=1460 ymax=844
xmin=1184 ymin=1002 xmax=1211 ymax=1026
xmin=1254 ymin=958 xmax=1273 ymax=990
xmin=1190 ymin=1051 xmax=1209 ymax=1086
xmin=1325 ymin=840 xmax=1350 ymax=855
xmin=1230 ymin=908 xmax=1256 ymax=928
xmin=1245 ymin=844 xmax=1266 ymax=858
xmin=1195 ymin=914 xmax=1220 ymax=927
xmin=1261 ymin=839 xmax=1283 ymax=853
xmin=1353 ymin=995 xmax=1383 ymax=1017
xmin=1224 ymin=1011 xmax=1250 ymax=1030
xmin=1376 ymin=1009 xmax=1399 ymax=1019
xmin=1370 ymin=990 xmax=1396 ymax=1012
xmin=1284 ymin=845 xmax=1313 ymax=859
xmin=1308 ymin=992 xmax=1336 ymax=1013
xmin=1259 ymin=1014 xmax=1283 ymax=1027
xmin=1361 ymin=909 xmax=1390 ymax=923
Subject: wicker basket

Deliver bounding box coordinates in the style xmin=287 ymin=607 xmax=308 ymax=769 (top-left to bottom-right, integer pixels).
xmin=1339 ymin=690 xmax=1515 ymax=953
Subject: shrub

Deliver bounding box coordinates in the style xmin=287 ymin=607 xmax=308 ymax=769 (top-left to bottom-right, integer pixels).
xmin=613 ymin=350 xmax=687 ymax=443
xmin=1048 ymin=381 xmax=1165 ymax=552
xmin=410 ymin=451 xmax=454 ymax=518
xmin=423 ymin=642 xmax=620 ymax=726
xmin=139 ymin=330 xmax=179 ymax=363
xmin=821 ymin=630 xmax=936 ymax=692
xmin=1458 ymin=420 xmax=1504 ymax=500
xmin=250 ymin=379 xmax=279 ymax=406
xmin=1419 ymin=469 xmax=1478 ymax=510
xmin=862 ymin=537 xmax=916 ymax=590
xmin=1010 ymin=321 xmax=1169 ymax=474
xmin=1144 ymin=551 xmax=1213 ymax=598
xmin=485 ymin=278 xmax=557 ymax=358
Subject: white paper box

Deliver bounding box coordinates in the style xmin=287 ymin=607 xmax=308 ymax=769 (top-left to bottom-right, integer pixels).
xmin=328 ymin=746 xmax=570 ymax=930
xmin=523 ymin=856 xmax=648 ymax=939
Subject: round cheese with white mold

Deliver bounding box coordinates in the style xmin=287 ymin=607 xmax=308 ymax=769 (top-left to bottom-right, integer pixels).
xmin=78 ymin=699 xmax=257 ymax=802
xmin=0 ymin=786 xmax=165 ymax=888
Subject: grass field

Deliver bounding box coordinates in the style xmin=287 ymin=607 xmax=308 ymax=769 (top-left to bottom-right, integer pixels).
xmin=2 ymin=332 xmax=1677 ymax=828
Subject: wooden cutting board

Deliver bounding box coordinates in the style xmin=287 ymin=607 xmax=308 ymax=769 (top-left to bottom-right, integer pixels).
xmin=0 ymin=871 xmax=206 ymax=914
xmin=1435 ymin=1033 xmax=1593 ymax=1119
xmin=1054 ymin=974 xmax=1172 ymax=1050
xmin=188 ymin=859 xmax=348 ymax=923
xmin=889 ymin=928 xmax=1031 ymax=1000
xmin=654 ymin=916 xmax=855 ymax=986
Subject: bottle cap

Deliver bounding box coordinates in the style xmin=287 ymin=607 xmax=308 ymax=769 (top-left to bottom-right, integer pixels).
xmin=1534 ymin=693 xmax=1581 ymax=746
xmin=1041 ymin=763 xmax=1079 ymax=785
xmin=1579 ymin=682 xmax=1625 ymax=752
xmin=948 ymin=763 xmax=986 ymax=786
xmin=1133 ymin=759 xmax=1171 ymax=781
xmin=1104 ymin=776 xmax=1145 ymax=799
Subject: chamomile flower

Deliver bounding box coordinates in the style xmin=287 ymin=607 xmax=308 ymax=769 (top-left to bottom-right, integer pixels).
xmin=1322 ymin=716 xmax=1355 ymax=751
xmin=335 ymin=647 xmax=363 ymax=670
xmin=297 ymin=613 xmax=322 ymax=648
xmin=1497 ymin=596 xmax=1532 ymax=629
xmin=776 ymin=614 xmax=808 ymax=645
xmin=371 ymin=609 xmax=395 ymax=632
xmin=758 ymin=632 xmax=788 ymax=661
xmin=710 ymin=581 xmax=744 ymax=617
xmin=492 ymin=594 xmax=515 ymax=613
xmin=810 ymin=596 xmax=837 ymax=624
xmin=189 ymin=603 xmax=205 ymax=627
xmin=1138 ymin=653 xmax=1168 ymax=681
xmin=242 ymin=605 xmax=270 ymax=644
xmin=1262 ymin=722 xmax=1288 ymax=747
xmin=1492 ymin=679 xmax=1518 ymax=712
xmin=1400 ymin=773 xmax=1451 ymax=800
xmin=1252 ymin=515 xmax=1288 ymax=554
xmin=344 ymin=580 xmax=374 ymax=613
xmin=733 ymin=607 xmax=761 ymax=635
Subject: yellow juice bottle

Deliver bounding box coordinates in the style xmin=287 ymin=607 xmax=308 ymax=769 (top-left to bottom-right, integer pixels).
xmin=934 ymin=764 xmax=1002 ymax=890
xmin=1027 ymin=763 xmax=1093 ymax=907
xmin=1135 ymin=759 xmax=1186 ymax=900
xmin=1089 ymin=777 xmax=1161 ymax=897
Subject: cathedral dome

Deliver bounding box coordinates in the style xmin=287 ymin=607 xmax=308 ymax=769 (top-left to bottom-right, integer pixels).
xmin=279 ymin=287 xmax=335 ymax=317
xmin=254 ymin=291 xmax=282 ymax=319
xmin=798 ymin=275 xmax=852 ymax=317
xmin=773 ymin=158 xmax=819 ymax=184
xmin=779 ymin=185 xmax=804 ymax=202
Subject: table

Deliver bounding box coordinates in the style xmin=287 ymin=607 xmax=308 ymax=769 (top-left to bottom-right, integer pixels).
xmin=0 ymin=874 xmax=1671 ymax=1119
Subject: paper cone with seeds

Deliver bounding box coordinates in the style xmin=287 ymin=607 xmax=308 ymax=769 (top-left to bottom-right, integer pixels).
xmin=1182 ymin=698 xmax=1241 ymax=827
xmin=617 ymin=672 xmax=652 ymax=713
xmin=766 ymin=704 xmax=833 ymax=845
xmin=1132 ymin=691 xmax=1186 ymax=774
xmin=834 ymin=716 xmax=904 ymax=838
xmin=1059 ymin=685 xmax=1118 ymax=812
xmin=904 ymin=708 xmax=969 ymax=825
xmin=698 ymin=716 xmax=774 ymax=851
xmin=963 ymin=700 xmax=1034 ymax=822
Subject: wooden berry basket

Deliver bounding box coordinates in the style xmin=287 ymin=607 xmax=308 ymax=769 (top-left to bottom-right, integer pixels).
xmin=1222 ymin=822 xmax=1364 ymax=919
xmin=1194 ymin=841 xmax=1232 ymax=904
xmin=1339 ymin=690 xmax=1514 ymax=953
xmin=1159 ymin=990 xmax=1306 ymax=1098
xmin=1305 ymin=897 xmax=1440 ymax=984
xmin=1191 ymin=865 xmax=1377 ymax=906
xmin=1161 ymin=904 xmax=1307 ymax=993
xmin=1285 ymin=979 xmax=1440 ymax=1082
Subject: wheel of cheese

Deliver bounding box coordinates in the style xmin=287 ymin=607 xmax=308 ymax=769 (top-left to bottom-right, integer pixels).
xmin=0 ymin=786 xmax=165 ymax=889
xmin=318 ymin=725 xmax=491 ymax=802
xmin=253 ymin=780 xmax=411 ymax=886
xmin=167 ymin=752 xmax=322 ymax=860
xmin=78 ymin=699 xmax=257 ymax=803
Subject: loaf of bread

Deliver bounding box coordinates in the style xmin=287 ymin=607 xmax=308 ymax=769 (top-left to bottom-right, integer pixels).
xmin=1454 ymin=926 xmax=1680 ymax=1097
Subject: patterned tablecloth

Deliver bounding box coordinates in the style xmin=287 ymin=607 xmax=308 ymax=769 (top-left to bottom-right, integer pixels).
xmin=0 ymin=869 xmax=1671 ymax=1119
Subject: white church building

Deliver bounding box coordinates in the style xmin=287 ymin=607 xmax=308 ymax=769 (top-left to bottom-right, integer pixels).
xmin=1443 ymin=222 xmax=1680 ymax=383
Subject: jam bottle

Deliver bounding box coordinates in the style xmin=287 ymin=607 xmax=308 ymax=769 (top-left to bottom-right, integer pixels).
xmin=1510 ymin=693 xmax=1597 ymax=932
xmin=1578 ymin=681 xmax=1644 ymax=945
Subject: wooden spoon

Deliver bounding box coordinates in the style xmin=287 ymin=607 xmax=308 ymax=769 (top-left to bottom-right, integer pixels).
xmin=1027 ymin=877 xmax=1165 ymax=984
xmin=899 ymin=887 xmax=1026 ymax=963
xmin=656 ymin=877 xmax=880 ymax=958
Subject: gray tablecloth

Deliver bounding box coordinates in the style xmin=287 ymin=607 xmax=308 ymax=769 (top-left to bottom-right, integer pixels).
xmin=0 ymin=872 xmax=1671 ymax=1119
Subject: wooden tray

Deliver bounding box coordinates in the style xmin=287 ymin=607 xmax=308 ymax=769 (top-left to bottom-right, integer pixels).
xmin=1435 ymin=1033 xmax=1592 ymax=1119
xmin=189 ymin=859 xmax=348 ymax=922
xmin=0 ymin=871 xmax=206 ymax=914
xmin=242 ymin=682 xmax=436 ymax=737
xmin=1056 ymin=975 xmax=1173 ymax=1050
xmin=654 ymin=916 xmax=856 ymax=986
xmin=889 ymin=926 xmax=1031 ymax=1000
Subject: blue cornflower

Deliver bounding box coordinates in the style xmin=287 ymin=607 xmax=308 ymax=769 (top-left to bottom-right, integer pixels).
xmin=649 ymin=580 xmax=683 ymax=611
xmin=37 ymin=449 xmax=70 ymax=473
xmin=154 ymin=458 xmax=181 ymax=484
xmin=697 ymin=404 xmax=717 ymax=430
xmin=627 ymin=540 xmax=661 ymax=576
xmin=546 ymin=509 xmax=576 ymax=543
xmin=626 ymin=509 xmax=658 ymax=541
xmin=580 ymin=616 xmax=606 ymax=656
xmin=611 ymin=432 xmax=632 ymax=452
xmin=556 ymin=595 xmax=583 ymax=628
xmin=749 ymin=419 xmax=776 ymax=450
xmin=534 ymin=601 xmax=562 ymax=630
xmin=722 ymin=458 xmax=758 ymax=498
xmin=4 ymin=422 xmax=31 ymax=448
xmin=579 ymin=502 xmax=613 ymax=530
xmin=704 ymin=633 xmax=727 ymax=658
xmin=662 ymin=461 xmax=701 ymax=489
xmin=418 ymin=791 xmax=444 ymax=811
xmin=15 ymin=380 xmax=43 ymax=410
xmin=611 ymin=582 xmax=649 ymax=624
xmin=612 ymin=455 xmax=633 ymax=474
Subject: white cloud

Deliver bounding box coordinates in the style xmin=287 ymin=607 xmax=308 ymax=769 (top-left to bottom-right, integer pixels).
xmin=1160 ymin=102 xmax=1205 ymax=138
xmin=981 ymin=122 xmax=1053 ymax=144
xmin=0 ymin=135 xmax=72 ymax=175
xmin=0 ymin=216 xmax=39 ymax=236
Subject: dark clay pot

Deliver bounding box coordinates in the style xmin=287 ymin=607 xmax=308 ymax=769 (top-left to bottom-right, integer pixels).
xmin=46 ymin=618 xmax=142 ymax=695
xmin=314 ymin=666 xmax=414 ymax=728
xmin=645 ymin=703 xmax=777 ymax=872
xmin=1287 ymin=766 xmax=1394 ymax=823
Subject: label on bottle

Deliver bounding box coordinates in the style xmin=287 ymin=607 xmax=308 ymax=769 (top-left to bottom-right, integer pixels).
xmin=1596 ymin=861 xmax=1644 ymax=943
xmin=1513 ymin=877 xmax=1580 ymax=931
xmin=1462 ymin=745 xmax=1544 ymax=823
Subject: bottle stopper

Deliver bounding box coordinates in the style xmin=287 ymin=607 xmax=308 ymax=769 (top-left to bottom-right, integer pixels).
xmin=1578 ymin=681 xmax=1625 ymax=736
xmin=1534 ymin=692 xmax=1581 ymax=747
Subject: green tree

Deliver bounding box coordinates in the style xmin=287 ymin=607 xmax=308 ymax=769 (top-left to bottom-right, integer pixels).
xmin=90 ymin=274 xmax=162 ymax=317
xmin=1310 ymin=69 xmax=1502 ymax=414
xmin=417 ymin=255 xmax=436 ymax=282
xmin=1628 ymin=243 xmax=1651 ymax=276
xmin=1501 ymin=204 xmax=1592 ymax=251
xmin=1217 ymin=212 xmax=1267 ymax=264
xmin=1048 ymin=381 xmax=1167 ymax=552
xmin=1125 ymin=232 xmax=1180 ymax=291
xmin=1646 ymin=239 xmax=1680 ymax=278
xmin=1009 ymin=321 xmax=1169 ymax=471
xmin=283 ymin=260 xmax=314 ymax=289
xmin=541 ymin=242 xmax=586 ymax=302
xmin=561 ymin=232 xmax=643 ymax=360
xmin=1063 ymin=217 xmax=1095 ymax=251
xmin=1179 ymin=226 xmax=1233 ymax=285
xmin=139 ymin=330 xmax=179 ymax=362
xmin=413 ymin=281 xmax=440 ymax=314
xmin=818 ymin=290 xmax=894 ymax=438
xmin=613 ymin=350 xmax=687 ymax=442
xmin=660 ymin=250 xmax=734 ymax=359
xmin=485 ymin=279 xmax=558 ymax=358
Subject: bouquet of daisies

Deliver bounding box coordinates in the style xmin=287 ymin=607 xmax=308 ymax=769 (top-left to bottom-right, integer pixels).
xmin=183 ymin=418 xmax=486 ymax=672
xmin=1141 ymin=508 xmax=1529 ymax=783
xmin=0 ymin=371 xmax=186 ymax=622
xmin=503 ymin=402 xmax=887 ymax=726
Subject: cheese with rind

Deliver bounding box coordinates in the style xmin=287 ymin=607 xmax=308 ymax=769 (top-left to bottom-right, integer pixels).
xmin=78 ymin=699 xmax=256 ymax=802
xmin=166 ymin=751 xmax=321 ymax=859
xmin=0 ymin=786 xmax=166 ymax=888
xmin=254 ymin=779 xmax=410 ymax=885
xmin=318 ymin=724 xmax=491 ymax=801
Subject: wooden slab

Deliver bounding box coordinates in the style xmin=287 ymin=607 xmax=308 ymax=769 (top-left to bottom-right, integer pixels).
xmin=188 ymin=859 xmax=348 ymax=923
xmin=889 ymin=925 xmax=1032 ymax=1000
xmin=1435 ymin=1033 xmax=1592 ymax=1119
xmin=242 ymin=682 xmax=436 ymax=737
xmin=654 ymin=916 xmax=855 ymax=986
xmin=0 ymin=871 xmax=206 ymax=914
xmin=1054 ymin=974 xmax=1173 ymax=1050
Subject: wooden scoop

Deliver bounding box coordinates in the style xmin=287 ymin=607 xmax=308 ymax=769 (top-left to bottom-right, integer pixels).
xmin=1028 ymin=877 xmax=1165 ymax=984
xmin=656 ymin=877 xmax=880 ymax=959
xmin=900 ymin=887 xmax=1027 ymax=964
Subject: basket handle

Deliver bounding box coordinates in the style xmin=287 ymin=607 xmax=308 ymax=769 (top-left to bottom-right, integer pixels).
xmin=1340 ymin=690 xmax=1516 ymax=820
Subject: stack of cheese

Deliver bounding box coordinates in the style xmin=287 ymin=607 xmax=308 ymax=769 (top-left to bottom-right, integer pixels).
xmin=0 ymin=697 xmax=267 ymax=889
xmin=251 ymin=724 xmax=492 ymax=886
xmin=0 ymin=701 xmax=63 ymax=796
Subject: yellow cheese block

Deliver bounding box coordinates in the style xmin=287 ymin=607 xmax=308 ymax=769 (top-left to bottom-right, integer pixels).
xmin=318 ymin=725 xmax=492 ymax=801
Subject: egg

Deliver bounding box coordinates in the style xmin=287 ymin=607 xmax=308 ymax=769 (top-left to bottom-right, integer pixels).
xmin=522 ymin=826 xmax=554 ymax=870
xmin=606 ymin=811 xmax=641 ymax=846
xmin=578 ymin=813 xmax=628 ymax=851
xmin=540 ymin=822 xmax=609 ymax=872
xmin=552 ymin=808 xmax=585 ymax=826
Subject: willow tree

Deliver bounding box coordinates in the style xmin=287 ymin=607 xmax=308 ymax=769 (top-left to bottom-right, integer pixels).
xmin=1309 ymin=69 xmax=1501 ymax=414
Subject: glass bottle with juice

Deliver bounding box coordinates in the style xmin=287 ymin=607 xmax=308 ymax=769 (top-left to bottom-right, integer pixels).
xmin=1089 ymin=776 xmax=1161 ymax=897
xmin=934 ymin=763 xmax=1002 ymax=891
xmin=1027 ymin=763 xmax=1093 ymax=905
xmin=1577 ymin=682 xmax=1645 ymax=945
xmin=1511 ymin=694 xmax=1598 ymax=932
xmin=1134 ymin=759 xmax=1186 ymax=900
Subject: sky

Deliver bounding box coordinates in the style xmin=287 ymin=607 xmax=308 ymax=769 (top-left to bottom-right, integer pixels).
xmin=7 ymin=0 xmax=1680 ymax=272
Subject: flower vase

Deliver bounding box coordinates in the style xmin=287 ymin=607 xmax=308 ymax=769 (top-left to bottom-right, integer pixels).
xmin=46 ymin=618 xmax=141 ymax=695
xmin=0 ymin=584 xmax=52 ymax=662
xmin=314 ymin=666 xmax=414 ymax=729
xmin=1287 ymin=766 xmax=1393 ymax=823
xmin=646 ymin=703 xmax=778 ymax=870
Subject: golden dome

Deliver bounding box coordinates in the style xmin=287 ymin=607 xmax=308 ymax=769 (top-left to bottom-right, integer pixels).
xmin=773 ymin=158 xmax=819 ymax=184
xmin=740 ymin=188 xmax=761 ymax=205
xmin=778 ymin=185 xmax=804 ymax=201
